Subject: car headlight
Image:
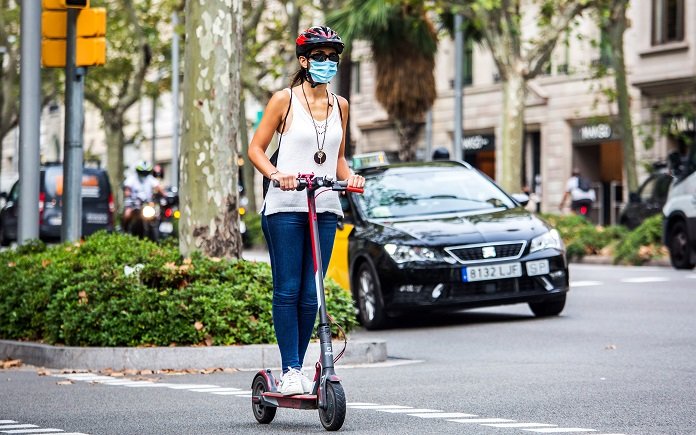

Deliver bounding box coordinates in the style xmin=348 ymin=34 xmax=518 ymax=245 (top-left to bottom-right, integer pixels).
xmin=384 ymin=244 xmax=442 ymax=263
xmin=530 ymin=229 xmax=564 ymax=253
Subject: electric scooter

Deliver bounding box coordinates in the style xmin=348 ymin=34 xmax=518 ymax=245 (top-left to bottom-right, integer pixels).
xmin=251 ymin=174 xmax=363 ymax=431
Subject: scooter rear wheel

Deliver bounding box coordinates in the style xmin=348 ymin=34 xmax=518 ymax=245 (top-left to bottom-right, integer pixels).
xmin=319 ymin=382 xmax=346 ymax=431
xmin=251 ymin=374 xmax=276 ymax=424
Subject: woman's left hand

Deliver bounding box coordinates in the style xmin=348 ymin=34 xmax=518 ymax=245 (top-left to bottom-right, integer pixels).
xmin=346 ymin=173 xmax=365 ymax=189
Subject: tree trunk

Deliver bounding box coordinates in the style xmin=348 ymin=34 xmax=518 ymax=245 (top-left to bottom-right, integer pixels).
xmin=395 ymin=120 xmax=422 ymax=162
xmin=607 ymin=1 xmax=638 ymax=193
xmin=499 ymin=73 xmax=526 ymax=193
xmin=240 ymin=92 xmax=256 ymax=213
xmin=105 ymin=118 xmax=125 ymax=212
xmin=180 ymin=0 xmax=243 ymax=259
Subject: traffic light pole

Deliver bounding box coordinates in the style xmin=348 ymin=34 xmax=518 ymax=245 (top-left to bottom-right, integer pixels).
xmin=62 ymin=7 xmax=85 ymax=243
xmin=18 ymin=0 xmax=42 ymax=245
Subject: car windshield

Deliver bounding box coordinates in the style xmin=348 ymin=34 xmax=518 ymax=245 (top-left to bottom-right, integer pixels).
xmin=355 ymin=166 xmax=516 ymax=219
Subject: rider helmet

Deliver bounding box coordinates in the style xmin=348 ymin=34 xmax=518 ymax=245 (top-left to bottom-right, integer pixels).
xmin=295 ymin=26 xmax=344 ymax=58
xmin=135 ymin=160 xmax=153 ymax=177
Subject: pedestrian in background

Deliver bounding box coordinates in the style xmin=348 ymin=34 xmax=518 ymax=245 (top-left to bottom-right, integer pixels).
xmin=559 ymin=168 xmax=595 ymax=216
xmin=247 ymin=26 xmax=364 ymax=396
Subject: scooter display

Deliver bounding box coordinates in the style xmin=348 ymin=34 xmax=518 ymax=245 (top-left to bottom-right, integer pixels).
xmin=251 ymin=174 xmax=363 ymax=432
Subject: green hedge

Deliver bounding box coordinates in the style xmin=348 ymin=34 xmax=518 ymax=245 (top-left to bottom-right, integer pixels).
xmin=0 ymin=232 xmax=357 ymax=347
xmin=542 ymin=213 xmax=665 ymax=265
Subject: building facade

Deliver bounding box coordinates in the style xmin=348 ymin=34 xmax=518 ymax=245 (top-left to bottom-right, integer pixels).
xmin=348 ymin=1 xmax=694 ymax=225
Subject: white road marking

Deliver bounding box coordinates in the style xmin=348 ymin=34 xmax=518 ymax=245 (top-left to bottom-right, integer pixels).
xmin=209 ymin=390 xmax=252 ymax=395
xmin=620 ymin=277 xmax=669 ymax=283
xmin=571 ymin=281 xmax=603 ymax=287
xmin=0 ymin=424 xmax=16 ymax=426
xmin=188 ymin=387 xmax=241 ymax=392
xmin=0 ymin=426 xmax=39 ymax=430
xmin=1 ymin=430 xmax=65 ymax=434
xmin=347 ymin=402 xmax=379 ymax=406
xmin=523 ymin=428 xmax=597 ymax=433
xmin=484 ymin=423 xmax=558 ymax=428
xmin=448 ymin=418 xmax=516 ymax=423
xmin=121 ymin=383 xmax=173 ymax=388
xmin=163 ymin=384 xmax=221 ymax=389
xmin=349 ymin=405 xmax=413 ymax=410
xmin=685 ymin=275 xmax=696 ymax=279
xmin=408 ymin=412 xmax=478 ymax=418
xmin=378 ymin=409 xmax=444 ymax=413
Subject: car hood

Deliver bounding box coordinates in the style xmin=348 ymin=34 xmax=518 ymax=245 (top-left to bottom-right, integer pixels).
xmin=364 ymin=207 xmax=551 ymax=246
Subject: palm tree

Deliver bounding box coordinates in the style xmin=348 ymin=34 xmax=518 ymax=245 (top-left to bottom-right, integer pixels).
xmin=328 ymin=0 xmax=438 ymax=162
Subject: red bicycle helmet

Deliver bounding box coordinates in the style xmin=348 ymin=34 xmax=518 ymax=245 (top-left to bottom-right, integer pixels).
xmin=295 ymin=26 xmax=344 ymax=58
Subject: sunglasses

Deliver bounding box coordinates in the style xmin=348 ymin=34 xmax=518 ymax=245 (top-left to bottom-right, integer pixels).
xmin=309 ymin=52 xmax=340 ymax=63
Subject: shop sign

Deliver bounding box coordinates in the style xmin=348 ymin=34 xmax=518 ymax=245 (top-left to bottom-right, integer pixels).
xmin=664 ymin=115 xmax=695 ymax=136
xmin=462 ymin=134 xmax=495 ymax=151
xmin=572 ymin=122 xmax=620 ymax=144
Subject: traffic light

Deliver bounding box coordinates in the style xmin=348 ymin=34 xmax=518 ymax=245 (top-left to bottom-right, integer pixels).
xmin=41 ymin=5 xmax=106 ymax=67
xmin=42 ymin=0 xmax=90 ymax=9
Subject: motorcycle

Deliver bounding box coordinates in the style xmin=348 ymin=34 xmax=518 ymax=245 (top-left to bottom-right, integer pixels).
xmin=157 ymin=187 xmax=179 ymax=239
xmin=123 ymin=196 xmax=161 ymax=241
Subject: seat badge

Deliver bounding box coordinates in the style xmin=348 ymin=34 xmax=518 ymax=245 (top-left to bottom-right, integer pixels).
xmin=482 ymin=246 xmax=497 ymax=259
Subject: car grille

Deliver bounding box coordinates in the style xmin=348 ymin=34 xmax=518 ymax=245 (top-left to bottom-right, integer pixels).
xmin=445 ymin=241 xmax=526 ymax=264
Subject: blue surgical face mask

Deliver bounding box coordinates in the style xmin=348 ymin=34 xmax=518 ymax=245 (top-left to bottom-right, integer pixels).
xmin=309 ymin=60 xmax=338 ymax=84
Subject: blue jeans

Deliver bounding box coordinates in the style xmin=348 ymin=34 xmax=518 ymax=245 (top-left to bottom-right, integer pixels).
xmin=262 ymin=211 xmax=338 ymax=372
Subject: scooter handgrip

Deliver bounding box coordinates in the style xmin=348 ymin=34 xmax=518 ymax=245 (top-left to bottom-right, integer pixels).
xmin=347 ymin=186 xmax=364 ymax=194
xmin=272 ymin=180 xmax=280 ymax=187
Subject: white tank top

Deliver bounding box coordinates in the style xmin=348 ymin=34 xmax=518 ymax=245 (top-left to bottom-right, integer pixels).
xmin=263 ymin=88 xmax=343 ymax=217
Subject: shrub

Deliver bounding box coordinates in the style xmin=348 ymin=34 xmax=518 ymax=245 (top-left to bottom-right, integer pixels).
xmin=613 ymin=214 xmax=666 ymax=265
xmin=242 ymin=212 xmax=265 ymax=248
xmin=0 ymin=232 xmax=357 ymax=346
xmin=541 ymin=214 xmax=627 ymax=260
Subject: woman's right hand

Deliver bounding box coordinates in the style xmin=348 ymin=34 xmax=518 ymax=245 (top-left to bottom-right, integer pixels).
xmin=271 ymin=171 xmax=298 ymax=191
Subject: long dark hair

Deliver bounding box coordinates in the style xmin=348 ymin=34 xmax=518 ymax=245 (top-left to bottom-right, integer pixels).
xmin=290 ymin=67 xmax=307 ymax=87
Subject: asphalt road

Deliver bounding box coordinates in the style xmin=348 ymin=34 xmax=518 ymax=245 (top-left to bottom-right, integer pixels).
xmin=1 ymin=263 xmax=695 ymax=435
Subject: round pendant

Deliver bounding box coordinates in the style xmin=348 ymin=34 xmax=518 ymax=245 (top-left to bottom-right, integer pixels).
xmin=314 ymin=150 xmax=326 ymax=165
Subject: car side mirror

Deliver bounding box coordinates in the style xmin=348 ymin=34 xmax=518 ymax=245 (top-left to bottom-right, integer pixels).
xmin=511 ymin=193 xmax=530 ymax=207
xmin=629 ymin=192 xmax=640 ymax=203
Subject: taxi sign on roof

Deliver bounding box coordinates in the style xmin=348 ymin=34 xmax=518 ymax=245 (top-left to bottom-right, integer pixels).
xmin=352 ymin=152 xmax=389 ymax=170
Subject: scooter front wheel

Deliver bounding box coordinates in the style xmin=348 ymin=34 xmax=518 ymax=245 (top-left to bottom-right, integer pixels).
xmin=251 ymin=374 xmax=276 ymax=424
xmin=319 ymin=381 xmax=346 ymax=431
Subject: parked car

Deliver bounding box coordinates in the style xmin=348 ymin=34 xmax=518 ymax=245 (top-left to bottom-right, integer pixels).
xmin=663 ymin=143 xmax=696 ymax=270
xmin=328 ymin=156 xmax=569 ymax=329
xmin=0 ymin=164 xmax=115 ymax=245
xmin=619 ymin=169 xmax=674 ymax=230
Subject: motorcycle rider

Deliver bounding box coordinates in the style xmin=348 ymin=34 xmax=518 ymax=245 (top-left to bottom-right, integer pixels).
xmin=122 ymin=161 xmax=166 ymax=231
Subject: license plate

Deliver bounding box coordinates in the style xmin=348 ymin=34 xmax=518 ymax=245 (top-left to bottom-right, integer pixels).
xmin=159 ymin=221 xmax=174 ymax=233
xmin=526 ymin=259 xmax=550 ymax=276
xmin=462 ymin=262 xmax=522 ymax=282
xmin=86 ymin=212 xmax=108 ymax=224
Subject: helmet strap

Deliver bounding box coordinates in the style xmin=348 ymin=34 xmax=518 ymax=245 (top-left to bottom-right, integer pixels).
xmin=304 ymin=68 xmax=319 ymax=88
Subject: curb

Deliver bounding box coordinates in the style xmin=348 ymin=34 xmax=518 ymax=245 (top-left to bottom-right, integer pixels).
xmin=0 ymin=339 xmax=387 ymax=371
xmin=570 ymin=255 xmax=671 ymax=268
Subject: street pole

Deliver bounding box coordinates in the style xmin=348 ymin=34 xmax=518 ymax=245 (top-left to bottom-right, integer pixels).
xmin=62 ymin=8 xmax=85 ymax=243
xmin=453 ymin=14 xmax=464 ymax=162
xmin=425 ymin=109 xmax=433 ymax=161
xmin=18 ymin=0 xmax=41 ymax=245
xmin=171 ymin=11 xmax=180 ymax=190
xmin=151 ymin=92 xmax=157 ymax=164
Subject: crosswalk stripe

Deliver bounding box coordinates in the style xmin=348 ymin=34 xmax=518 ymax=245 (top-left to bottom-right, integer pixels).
xmin=484 ymin=423 xmax=558 ymax=428
xmin=378 ymin=409 xmax=443 ymax=414
xmin=408 ymin=412 xmax=478 ymax=418
xmin=0 ymin=429 xmax=65 ymax=434
xmin=448 ymin=418 xmax=516 ymax=423
xmin=620 ymin=277 xmax=669 ymax=283
xmin=523 ymin=428 xmax=597 ymax=433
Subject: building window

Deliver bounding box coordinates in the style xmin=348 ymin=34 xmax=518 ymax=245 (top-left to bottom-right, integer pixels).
xmin=351 ymin=62 xmax=361 ymax=95
xmin=652 ymin=0 xmax=684 ymax=45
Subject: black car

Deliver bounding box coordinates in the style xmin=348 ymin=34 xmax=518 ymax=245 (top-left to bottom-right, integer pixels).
xmin=0 ymin=164 xmax=114 ymax=245
xmin=619 ymin=171 xmax=673 ymax=230
xmin=340 ymin=160 xmax=569 ymax=329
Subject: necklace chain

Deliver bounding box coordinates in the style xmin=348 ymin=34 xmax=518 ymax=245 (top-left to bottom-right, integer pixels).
xmin=301 ymin=84 xmax=330 ymax=155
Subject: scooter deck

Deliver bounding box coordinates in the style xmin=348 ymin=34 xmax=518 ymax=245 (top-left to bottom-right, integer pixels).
xmin=258 ymin=392 xmax=319 ymax=410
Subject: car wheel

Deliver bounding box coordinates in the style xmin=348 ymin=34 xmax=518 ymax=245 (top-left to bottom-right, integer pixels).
xmin=529 ymin=294 xmax=566 ymax=317
xmin=668 ymin=221 xmax=695 ymax=270
xmin=354 ymin=262 xmax=388 ymax=330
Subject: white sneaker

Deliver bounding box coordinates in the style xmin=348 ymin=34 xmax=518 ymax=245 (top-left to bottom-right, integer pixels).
xmin=300 ymin=369 xmax=314 ymax=394
xmin=279 ymin=367 xmax=303 ymax=396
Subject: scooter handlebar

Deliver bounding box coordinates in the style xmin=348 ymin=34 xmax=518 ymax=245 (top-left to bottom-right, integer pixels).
xmin=272 ymin=177 xmax=363 ymax=194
